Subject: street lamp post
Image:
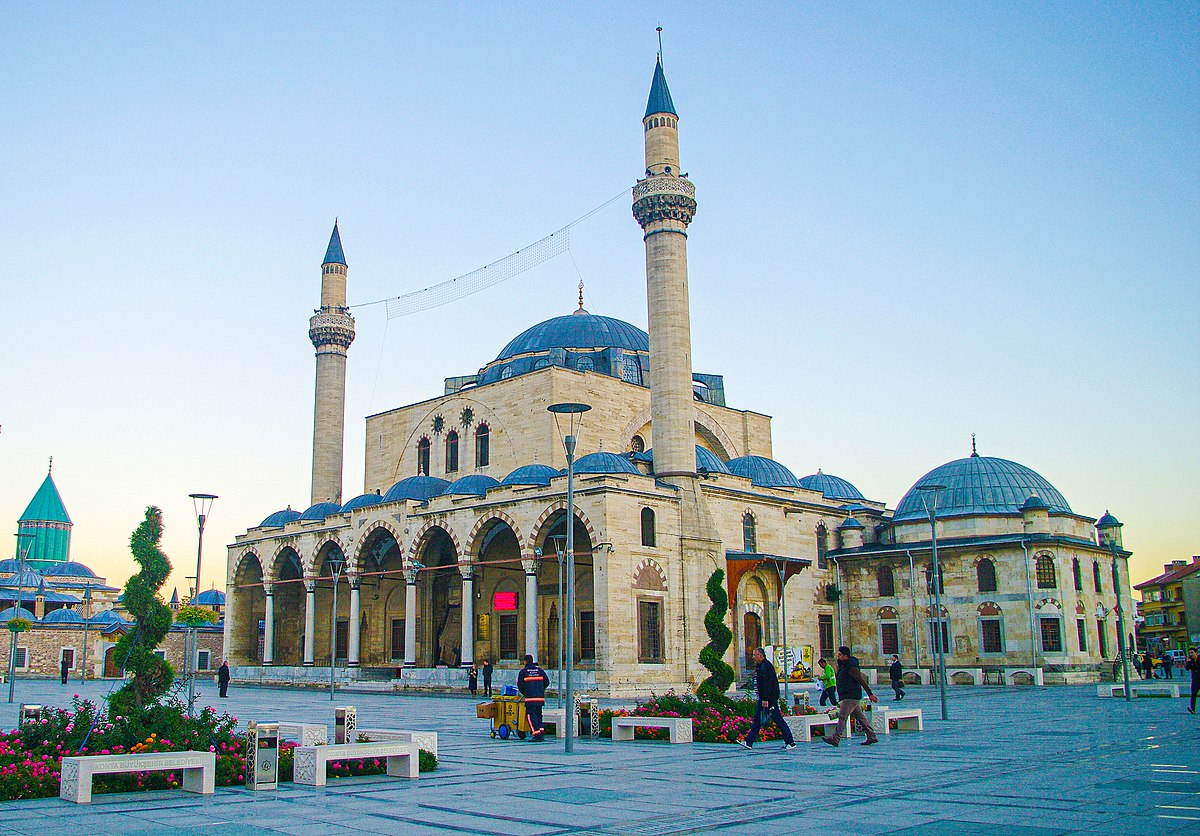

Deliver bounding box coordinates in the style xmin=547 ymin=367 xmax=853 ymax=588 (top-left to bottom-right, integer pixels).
xmin=547 ymin=536 xmax=567 ymax=710
xmin=1110 ymin=541 xmax=1132 ymax=703
xmin=917 ymin=484 xmax=949 ymax=721
xmin=548 ymin=402 xmax=590 ymax=754
xmin=328 ymin=553 xmax=346 ymax=701
xmin=8 ymin=533 xmax=35 ymax=703
xmin=188 ymin=494 xmax=218 ymax=602
xmin=80 ymin=584 xmax=92 ymax=683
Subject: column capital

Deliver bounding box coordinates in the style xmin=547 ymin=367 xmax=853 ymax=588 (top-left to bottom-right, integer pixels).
xmin=304 ymin=579 xmax=316 ymax=593
xmin=347 ymin=573 xmax=361 ymax=590
xmin=521 ymin=557 xmax=540 ymax=575
xmin=404 ymin=567 xmax=419 ymax=585
xmin=263 ymin=583 xmax=274 ymax=596
xmin=459 ymin=564 xmax=475 ymax=582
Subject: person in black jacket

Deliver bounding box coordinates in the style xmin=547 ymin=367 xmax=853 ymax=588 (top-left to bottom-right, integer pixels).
xmin=823 ymin=647 xmax=878 ymax=747
xmin=217 ymin=661 xmax=231 ymax=698
xmin=516 ymin=655 xmax=549 ymax=741
xmin=889 ymin=655 xmax=905 ymax=700
xmin=737 ymin=648 xmax=797 ymax=750
xmin=1186 ymin=648 xmax=1199 ymax=714
xmin=482 ymin=660 xmax=494 ymax=697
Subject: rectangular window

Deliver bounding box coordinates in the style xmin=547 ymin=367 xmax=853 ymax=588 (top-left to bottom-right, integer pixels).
xmin=14 ymin=648 xmax=27 ymax=668
xmin=1077 ymin=619 xmax=1088 ymax=652
xmin=499 ymin=614 xmax=519 ymax=659
xmin=638 ymin=600 xmax=664 ymax=662
xmin=197 ymin=649 xmax=211 ymax=671
xmin=335 ymin=620 xmax=348 ymax=660
xmin=818 ymin=614 xmax=834 ymax=656
xmin=391 ymin=619 xmax=405 ymax=661
xmin=61 ymin=648 xmax=76 ymax=670
xmin=928 ymin=619 xmax=950 ymax=654
xmin=1097 ymin=619 xmax=1108 ymax=657
xmin=880 ymin=622 xmax=899 ymax=656
xmin=980 ymin=618 xmax=1003 ymax=654
xmin=1040 ymin=617 xmax=1063 ymax=653
xmin=580 ymin=610 xmax=596 ymax=660
xmin=153 ymin=649 xmax=166 ymax=661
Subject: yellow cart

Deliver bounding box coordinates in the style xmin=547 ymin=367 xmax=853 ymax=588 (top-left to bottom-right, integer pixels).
xmin=478 ymin=694 xmax=530 ymax=740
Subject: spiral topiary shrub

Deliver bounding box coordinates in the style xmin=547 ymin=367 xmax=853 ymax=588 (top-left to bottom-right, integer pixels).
xmin=697 ymin=569 xmax=736 ymax=701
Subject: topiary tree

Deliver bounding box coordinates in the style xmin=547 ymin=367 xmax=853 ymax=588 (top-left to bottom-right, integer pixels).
xmin=109 ymin=507 xmax=175 ymax=716
xmin=697 ymin=569 xmax=736 ymax=702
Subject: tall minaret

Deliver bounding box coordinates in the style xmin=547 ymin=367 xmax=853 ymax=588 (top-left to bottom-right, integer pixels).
xmin=633 ymin=57 xmax=698 ymax=481
xmin=309 ymin=221 xmax=355 ymax=505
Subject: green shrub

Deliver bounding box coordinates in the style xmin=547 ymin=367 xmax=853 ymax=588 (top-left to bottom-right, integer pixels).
xmin=697 ymin=570 xmax=735 ymax=702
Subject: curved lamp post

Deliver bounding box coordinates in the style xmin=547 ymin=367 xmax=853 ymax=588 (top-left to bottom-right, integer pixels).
xmin=327 ymin=552 xmax=346 ymax=700
xmin=916 ymin=484 xmax=948 ymax=721
xmin=1110 ymin=540 xmax=1132 ymax=703
xmin=188 ymin=494 xmax=217 ymax=602
xmin=548 ymin=402 xmax=590 ymax=753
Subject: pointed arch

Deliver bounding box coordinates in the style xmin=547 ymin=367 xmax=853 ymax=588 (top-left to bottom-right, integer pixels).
xmin=352 ymin=520 xmax=404 ymax=574
xmin=407 ymin=521 xmax=462 ymax=564
xmin=466 ymin=511 xmax=526 ymax=559
xmin=529 ymin=501 xmax=599 ymax=554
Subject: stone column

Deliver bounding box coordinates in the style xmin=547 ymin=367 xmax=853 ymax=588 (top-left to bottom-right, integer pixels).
xmin=262 ymin=584 xmax=275 ymax=666
xmin=303 ymin=580 xmax=316 ymax=666
xmin=522 ymin=557 xmax=540 ymax=661
xmin=460 ymin=566 xmax=475 ymax=668
xmin=404 ymin=567 xmax=418 ymax=667
xmin=348 ymin=576 xmax=361 ymax=668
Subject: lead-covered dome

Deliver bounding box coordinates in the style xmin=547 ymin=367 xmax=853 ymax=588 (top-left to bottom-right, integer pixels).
xmin=726 ymin=456 xmax=802 ymax=488
xmin=41 ymin=561 xmax=99 ymax=579
xmin=502 ymin=464 xmax=561 ymax=487
xmin=42 ymin=608 xmax=85 ymax=624
xmin=574 ymin=451 xmax=641 ymax=475
xmin=646 ymin=446 xmax=732 ymax=475
xmin=193 ymin=589 xmax=226 ymax=607
xmin=445 ymin=474 xmax=501 ymax=497
xmin=299 ymin=502 xmax=342 ymax=522
xmin=799 ymin=470 xmax=865 ymax=501
xmin=260 ymin=508 xmax=301 ymax=528
xmin=383 ymin=475 xmax=450 ymax=503
xmin=341 ymin=493 xmax=384 ymax=513
xmin=892 ymin=455 xmax=1072 ymax=522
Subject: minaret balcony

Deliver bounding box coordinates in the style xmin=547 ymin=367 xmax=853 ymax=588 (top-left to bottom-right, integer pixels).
xmin=308 ymin=310 xmax=356 ymax=350
xmin=632 ymin=175 xmax=697 ymax=229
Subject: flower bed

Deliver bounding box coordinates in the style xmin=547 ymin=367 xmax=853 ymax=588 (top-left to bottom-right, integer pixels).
xmin=596 ymin=692 xmax=814 ymax=744
xmin=0 ymin=695 xmax=435 ymax=802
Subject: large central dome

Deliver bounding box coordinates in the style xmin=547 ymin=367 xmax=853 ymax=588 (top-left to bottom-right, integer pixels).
xmin=495 ymin=310 xmax=648 ymax=360
xmin=892 ymin=455 xmax=1072 ymax=522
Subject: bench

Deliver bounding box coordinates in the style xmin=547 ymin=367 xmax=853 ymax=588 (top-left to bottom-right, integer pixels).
xmin=541 ymin=707 xmax=567 ymax=737
xmin=611 ymin=716 xmax=693 ymax=744
xmin=278 ymin=722 xmax=328 ymax=747
xmin=355 ymin=728 xmax=438 ymax=757
xmin=784 ymin=714 xmax=844 ymax=742
xmin=1131 ymin=683 xmax=1181 ymax=699
xmin=887 ymin=708 xmax=924 ymax=731
xmin=293 ymin=741 xmax=419 ymax=788
xmin=59 ymin=751 xmax=215 ymax=804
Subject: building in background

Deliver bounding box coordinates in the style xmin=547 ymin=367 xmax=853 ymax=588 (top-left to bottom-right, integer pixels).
xmin=1135 ymin=556 xmax=1200 ymax=652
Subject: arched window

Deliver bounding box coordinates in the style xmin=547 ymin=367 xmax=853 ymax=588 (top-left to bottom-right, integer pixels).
xmin=416 ymin=437 xmax=430 ymax=476
xmin=977 ymin=558 xmax=997 ymax=593
xmin=501 ymin=366 xmax=514 ymax=379
xmin=925 ymin=564 xmax=944 ymax=595
xmin=877 ymin=565 xmax=895 ymax=597
xmin=641 ymin=507 xmax=656 ymax=547
xmin=1093 ymin=561 xmax=1103 ymax=594
xmin=1072 ymin=558 xmax=1082 ymax=591
xmin=576 ymin=355 xmax=594 ymax=373
xmin=815 ymin=522 xmax=828 ymax=570
xmin=630 ymin=435 xmax=645 ymax=453
xmin=445 ymin=431 xmax=459 ymax=474
xmin=621 ymin=355 xmax=642 ymax=385
xmin=475 ymin=424 xmax=490 ymax=468
xmin=1036 ymin=555 xmax=1057 ymax=589
xmin=742 ymin=513 xmax=757 ymax=553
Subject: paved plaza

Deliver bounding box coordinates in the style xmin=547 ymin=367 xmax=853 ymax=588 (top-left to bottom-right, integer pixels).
xmin=1 ymin=678 xmax=1198 ymax=834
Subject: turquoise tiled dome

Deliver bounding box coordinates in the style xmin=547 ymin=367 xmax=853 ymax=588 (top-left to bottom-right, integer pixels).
xmin=383 ymin=476 xmax=450 ymax=503
xmin=799 ymin=471 xmax=865 ymax=501
xmin=502 ymin=464 xmax=561 ymax=487
xmin=726 ymin=456 xmax=802 ymax=489
xmin=341 ymin=493 xmax=384 ymax=513
xmin=893 ymin=456 xmax=1072 ymax=522
xmin=299 ymin=502 xmax=342 ymax=522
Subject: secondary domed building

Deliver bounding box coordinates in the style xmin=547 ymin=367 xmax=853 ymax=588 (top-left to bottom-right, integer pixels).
xmin=222 ymin=58 xmax=1130 ymax=694
xmin=832 ymin=443 xmax=1132 ymax=684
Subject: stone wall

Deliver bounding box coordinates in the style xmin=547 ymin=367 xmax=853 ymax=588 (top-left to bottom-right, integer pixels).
xmin=0 ymin=626 xmax=224 ymax=680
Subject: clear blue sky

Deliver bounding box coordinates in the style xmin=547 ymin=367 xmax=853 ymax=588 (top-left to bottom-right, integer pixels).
xmin=2 ymin=3 xmax=1196 ymax=594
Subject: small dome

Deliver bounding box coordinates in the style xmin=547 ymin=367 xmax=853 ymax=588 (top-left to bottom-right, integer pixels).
xmin=193 ymin=589 xmax=226 ymax=606
xmin=502 ymin=464 xmax=561 ymax=487
xmin=341 ymin=493 xmax=384 ymax=513
xmin=299 ymin=502 xmax=342 ymax=522
xmin=40 ymin=561 xmax=99 ymax=579
xmin=799 ymin=470 xmax=865 ymax=501
xmin=573 ymin=451 xmax=641 ymax=475
xmin=1097 ymin=510 xmax=1122 ymax=527
xmin=0 ymin=606 xmax=36 ymax=622
xmin=726 ymin=456 xmax=802 ymax=488
xmin=645 ymin=446 xmax=732 ymax=475
xmin=4 ymin=568 xmax=44 ymax=589
xmin=89 ymin=609 xmax=128 ymax=625
xmin=445 ymin=474 xmax=501 ymax=497
xmin=893 ymin=455 xmax=1072 ymax=522
xmin=0 ymin=559 xmax=23 ymax=574
xmin=838 ymin=516 xmax=864 ymax=530
xmin=1020 ymin=494 xmax=1050 ymax=512
xmin=383 ymin=475 xmax=450 ymax=503
xmin=260 ymin=508 xmax=301 ymax=527
xmin=42 ymin=608 xmax=85 ymax=624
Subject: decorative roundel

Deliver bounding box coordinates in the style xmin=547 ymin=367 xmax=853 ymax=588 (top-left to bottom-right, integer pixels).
xmin=432 ymin=414 xmax=444 ymax=434
xmin=461 ymin=407 xmax=474 ymax=427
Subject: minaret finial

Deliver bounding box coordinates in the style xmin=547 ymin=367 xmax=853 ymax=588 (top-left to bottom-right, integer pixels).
xmin=578 ymin=278 xmax=585 ymax=310
xmin=657 ymin=26 xmax=663 ymax=65
xmin=48 ymin=456 xmax=53 ymax=474
xmin=971 ymin=433 xmax=978 ymax=457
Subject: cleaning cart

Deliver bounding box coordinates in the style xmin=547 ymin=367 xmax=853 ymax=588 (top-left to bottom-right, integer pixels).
xmin=477 ymin=685 xmax=531 ymax=739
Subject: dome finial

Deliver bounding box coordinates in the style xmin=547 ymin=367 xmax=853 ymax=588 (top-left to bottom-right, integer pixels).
xmin=970 ymin=433 xmax=978 ymax=457
xmin=578 ymin=278 xmax=585 ymax=310
xmin=48 ymin=456 xmax=52 ymax=474
xmin=657 ymin=26 xmax=664 ymax=66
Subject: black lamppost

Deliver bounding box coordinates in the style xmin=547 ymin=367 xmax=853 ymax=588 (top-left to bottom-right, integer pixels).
xmin=1110 ymin=540 xmax=1132 ymax=703
xmin=188 ymin=494 xmax=218 ymax=602
xmin=80 ymin=584 xmax=92 ymax=684
xmin=327 ymin=552 xmax=346 ymax=700
xmin=548 ymin=402 xmax=590 ymax=753
xmin=917 ymin=484 xmax=948 ymax=721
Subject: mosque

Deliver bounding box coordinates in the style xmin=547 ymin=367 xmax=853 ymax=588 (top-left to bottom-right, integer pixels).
xmin=222 ymin=58 xmax=1133 ymax=695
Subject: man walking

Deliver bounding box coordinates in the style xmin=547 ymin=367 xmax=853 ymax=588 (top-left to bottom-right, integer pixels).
xmin=482 ymin=659 xmax=494 ymax=697
xmin=217 ymin=660 xmax=231 ymax=698
xmin=1186 ymin=648 xmax=1199 ymax=715
xmin=737 ymin=648 xmax=797 ymax=751
xmin=60 ymin=655 xmax=70 ymax=685
xmin=888 ymin=654 xmax=905 ymax=700
xmin=516 ymin=654 xmax=549 ymax=742
xmin=823 ymin=646 xmax=879 ymax=747
xmin=817 ymin=657 xmax=837 ymax=706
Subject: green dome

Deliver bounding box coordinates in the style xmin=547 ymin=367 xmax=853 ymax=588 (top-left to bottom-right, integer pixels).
xmin=17 ymin=471 xmax=72 ymax=569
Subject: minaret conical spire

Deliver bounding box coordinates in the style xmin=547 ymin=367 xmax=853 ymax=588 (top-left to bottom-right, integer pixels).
xmin=323 ymin=219 xmax=347 ymax=266
xmin=644 ymin=57 xmax=677 ymax=119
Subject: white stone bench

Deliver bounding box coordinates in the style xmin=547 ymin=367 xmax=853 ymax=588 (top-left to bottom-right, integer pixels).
xmin=293 ymin=740 xmax=419 ymax=788
xmin=611 ymin=716 xmax=693 ymax=744
xmin=1004 ymin=667 xmax=1044 ymax=686
xmin=887 ymin=707 xmax=924 ymax=731
xmin=1131 ymin=683 xmax=1181 ymax=698
xmin=947 ymin=668 xmax=983 ymax=686
xmin=541 ymin=707 xmax=567 ymax=737
xmin=355 ymin=728 xmax=438 ymax=757
xmin=278 ymin=722 xmax=328 ymax=747
xmin=783 ymin=714 xmax=843 ymax=742
xmin=59 ymin=751 xmax=215 ymax=804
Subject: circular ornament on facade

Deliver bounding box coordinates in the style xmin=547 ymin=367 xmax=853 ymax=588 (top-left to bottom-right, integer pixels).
xmin=432 ymin=414 xmax=444 ymax=435
xmin=461 ymin=407 xmax=474 ymax=427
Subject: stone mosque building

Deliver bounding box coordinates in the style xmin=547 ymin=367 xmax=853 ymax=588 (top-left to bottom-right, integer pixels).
xmin=222 ymin=59 xmax=1134 ymax=695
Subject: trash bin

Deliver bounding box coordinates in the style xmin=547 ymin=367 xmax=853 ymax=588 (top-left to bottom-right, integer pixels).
xmin=335 ymin=705 xmax=356 ymax=744
xmin=489 ymin=694 xmax=529 ymax=740
xmin=575 ymin=694 xmax=599 ymax=737
xmin=245 ymin=721 xmax=279 ymax=791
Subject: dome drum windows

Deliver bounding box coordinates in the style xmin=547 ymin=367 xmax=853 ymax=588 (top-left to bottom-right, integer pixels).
xmin=976 ymin=557 xmax=997 ymax=593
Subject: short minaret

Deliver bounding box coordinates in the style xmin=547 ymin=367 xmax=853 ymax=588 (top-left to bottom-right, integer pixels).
xmin=632 ymin=57 xmax=698 ymax=480
xmin=309 ymin=221 xmax=356 ymax=505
